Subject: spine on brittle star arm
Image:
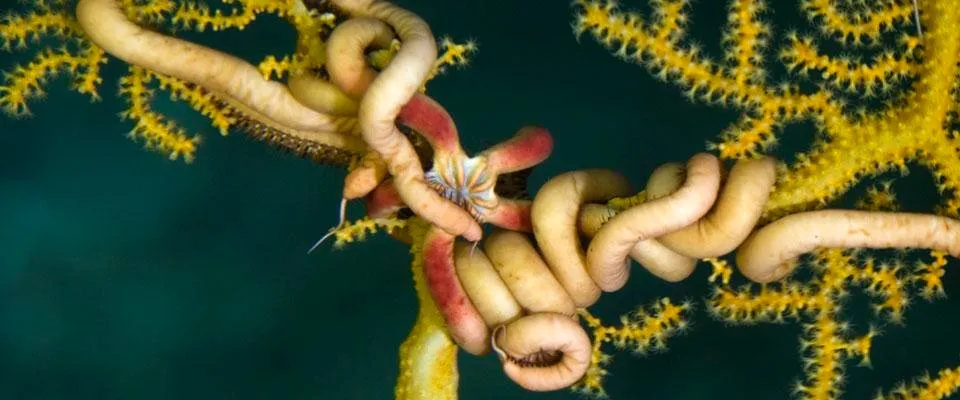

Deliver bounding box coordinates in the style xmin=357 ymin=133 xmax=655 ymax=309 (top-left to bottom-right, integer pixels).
xmin=422 ymin=226 xmax=490 ymax=355
xmin=586 ymin=153 xmax=722 ymax=292
xmin=492 ymin=313 xmax=591 ymax=392
xmin=737 ymin=209 xmax=960 ymax=283
xmin=480 ymin=126 xmax=555 ymax=174
xmin=75 ymin=0 xmax=340 ymax=133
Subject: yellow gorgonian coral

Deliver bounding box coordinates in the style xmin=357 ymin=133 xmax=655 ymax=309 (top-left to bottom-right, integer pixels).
xmin=705 ymin=182 xmax=954 ymax=400
xmin=572 ymin=0 xmax=960 ymax=220
xmin=575 ymin=298 xmax=692 ymax=397
xmin=0 ymin=2 xmax=105 ymax=116
xmin=571 ymin=1 xmax=958 ymax=398
xmin=877 ymin=365 xmax=960 ymax=400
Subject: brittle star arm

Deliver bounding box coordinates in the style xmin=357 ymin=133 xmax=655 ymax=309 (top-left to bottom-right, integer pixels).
xmin=359 ymin=92 xmax=558 ymax=354
xmin=327 ymin=0 xmax=484 ymax=242
xmin=75 ymin=0 xmax=366 ymax=158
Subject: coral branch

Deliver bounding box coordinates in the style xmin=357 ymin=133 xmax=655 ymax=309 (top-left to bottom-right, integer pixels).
xmin=780 ymin=33 xmax=917 ymax=94
xmin=572 ymin=0 xmax=960 ymax=221
xmin=724 ymin=0 xmax=771 ymax=85
xmin=576 ymin=299 xmax=691 ymax=397
xmin=118 ymin=66 xmax=200 ymax=161
xmin=877 ymin=365 xmax=960 ymax=400
xmin=396 ymin=219 xmax=460 ymax=400
xmin=0 ymin=10 xmax=79 ymax=49
xmin=801 ymin=0 xmax=914 ymax=45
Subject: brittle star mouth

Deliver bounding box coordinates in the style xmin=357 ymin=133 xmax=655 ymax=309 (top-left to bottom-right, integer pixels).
xmin=426 ymin=155 xmax=498 ymax=222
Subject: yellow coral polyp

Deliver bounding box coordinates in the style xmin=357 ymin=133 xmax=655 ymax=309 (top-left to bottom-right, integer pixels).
xmin=877 ymin=366 xmax=960 ymax=400
xmin=800 ymin=0 xmax=914 ymax=45
xmin=572 ymin=0 xmax=960 ymax=221
xmin=257 ymin=54 xmax=305 ymax=80
xmin=171 ymin=0 xmax=297 ymax=31
xmin=330 ymin=216 xmax=407 ymax=248
xmin=780 ymin=34 xmax=916 ymax=95
xmin=116 ymin=0 xmax=174 ymax=22
xmin=914 ymin=250 xmax=949 ymax=300
xmin=703 ymin=181 xmax=954 ymax=400
xmin=426 ymin=37 xmax=477 ymax=81
xmin=118 ymin=66 xmax=200 ymax=162
xmin=152 ymin=73 xmax=235 ymax=135
xmin=723 ymin=0 xmax=770 ymax=85
xmin=0 ymin=11 xmax=79 ymax=49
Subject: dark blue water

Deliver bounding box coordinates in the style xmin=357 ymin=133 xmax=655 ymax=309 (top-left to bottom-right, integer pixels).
xmin=2 ymin=0 xmax=958 ymax=398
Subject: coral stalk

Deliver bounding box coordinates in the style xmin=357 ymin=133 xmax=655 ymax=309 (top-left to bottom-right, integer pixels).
xmin=396 ymin=219 xmax=460 ymax=400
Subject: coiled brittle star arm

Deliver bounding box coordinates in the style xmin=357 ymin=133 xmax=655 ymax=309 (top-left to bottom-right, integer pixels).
xmin=375 ymin=149 xmax=960 ymax=393
xmin=327 ymin=0 xmax=485 ymax=242
xmin=323 ymin=15 xmax=394 ymax=199
xmin=75 ymin=0 xmax=367 ymax=158
xmin=361 ymin=93 xmax=555 ymax=355
xmin=737 ymin=209 xmax=960 ymax=283
xmin=573 ymin=157 xmax=960 ymax=286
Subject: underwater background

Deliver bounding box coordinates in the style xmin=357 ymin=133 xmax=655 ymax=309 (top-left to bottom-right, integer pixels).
xmin=1 ymin=0 xmax=959 ymax=398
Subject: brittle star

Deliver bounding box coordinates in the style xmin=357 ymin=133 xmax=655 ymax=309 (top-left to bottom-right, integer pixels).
xmin=364 ymin=93 xmax=554 ymax=235
xmin=362 ymin=94 xmax=556 ymax=356
xmin=310 ymin=93 xmax=551 ymax=251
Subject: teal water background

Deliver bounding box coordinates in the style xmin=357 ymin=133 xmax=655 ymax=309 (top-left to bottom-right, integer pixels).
xmin=2 ymin=0 xmax=959 ymax=398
